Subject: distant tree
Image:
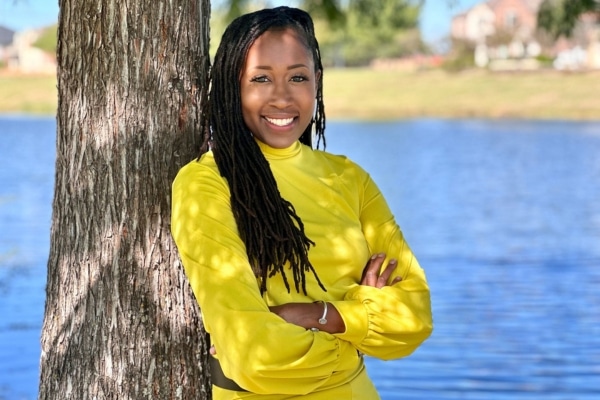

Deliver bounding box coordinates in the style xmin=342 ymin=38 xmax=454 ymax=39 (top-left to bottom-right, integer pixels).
xmin=215 ymin=1 xmax=468 ymax=66
xmin=538 ymin=0 xmax=600 ymax=38
xmin=306 ymin=0 xmax=426 ymax=66
xmin=31 ymin=25 xmax=57 ymax=53
xmin=221 ymin=0 xmax=345 ymax=22
xmin=441 ymin=37 xmax=476 ymax=72
xmin=346 ymin=0 xmax=426 ymax=65
xmin=213 ymin=0 xmax=430 ymax=66
xmin=218 ymin=0 xmax=456 ymax=23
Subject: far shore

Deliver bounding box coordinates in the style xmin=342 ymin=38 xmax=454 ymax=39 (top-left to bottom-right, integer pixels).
xmin=2 ymin=68 xmax=600 ymax=121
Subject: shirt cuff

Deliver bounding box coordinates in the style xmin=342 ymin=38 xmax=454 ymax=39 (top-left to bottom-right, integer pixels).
xmin=329 ymin=299 xmax=369 ymax=344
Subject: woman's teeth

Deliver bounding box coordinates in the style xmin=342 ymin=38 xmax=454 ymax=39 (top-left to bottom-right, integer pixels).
xmin=266 ymin=117 xmax=294 ymax=126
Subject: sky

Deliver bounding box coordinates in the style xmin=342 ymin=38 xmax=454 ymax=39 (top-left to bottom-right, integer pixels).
xmin=0 ymin=0 xmax=482 ymax=45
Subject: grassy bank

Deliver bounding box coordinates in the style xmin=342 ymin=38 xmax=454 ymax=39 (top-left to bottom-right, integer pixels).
xmin=325 ymin=68 xmax=600 ymax=121
xmin=0 ymin=74 xmax=57 ymax=115
xmin=2 ymin=69 xmax=600 ymax=120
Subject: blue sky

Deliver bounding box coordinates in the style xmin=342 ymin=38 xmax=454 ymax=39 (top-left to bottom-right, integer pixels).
xmin=1 ymin=0 xmax=481 ymax=44
xmin=421 ymin=0 xmax=481 ymax=43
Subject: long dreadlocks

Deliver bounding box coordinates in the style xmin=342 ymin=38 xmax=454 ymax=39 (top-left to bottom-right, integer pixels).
xmin=204 ymin=7 xmax=327 ymax=295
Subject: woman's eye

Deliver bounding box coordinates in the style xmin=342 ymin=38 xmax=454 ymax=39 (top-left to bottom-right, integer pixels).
xmin=290 ymin=75 xmax=308 ymax=83
xmin=250 ymin=75 xmax=269 ymax=83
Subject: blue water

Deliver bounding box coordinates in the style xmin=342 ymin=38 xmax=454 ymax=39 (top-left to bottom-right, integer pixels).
xmin=1 ymin=116 xmax=599 ymax=399
xmin=0 ymin=116 xmax=53 ymax=400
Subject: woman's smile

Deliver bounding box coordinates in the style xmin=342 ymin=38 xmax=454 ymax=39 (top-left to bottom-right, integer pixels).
xmin=265 ymin=116 xmax=295 ymax=127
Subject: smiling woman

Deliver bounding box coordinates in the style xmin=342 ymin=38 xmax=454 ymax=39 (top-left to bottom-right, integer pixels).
xmin=170 ymin=6 xmax=433 ymax=399
xmin=240 ymin=28 xmax=319 ymax=149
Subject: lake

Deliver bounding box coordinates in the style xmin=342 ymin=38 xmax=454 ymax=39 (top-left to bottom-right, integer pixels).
xmin=1 ymin=116 xmax=599 ymax=399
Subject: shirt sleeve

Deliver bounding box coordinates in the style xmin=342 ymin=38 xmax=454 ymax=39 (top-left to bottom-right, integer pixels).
xmin=330 ymin=162 xmax=433 ymax=360
xmin=171 ymin=160 xmax=359 ymax=395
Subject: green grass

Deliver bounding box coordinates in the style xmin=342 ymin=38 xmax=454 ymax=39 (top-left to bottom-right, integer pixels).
xmin=0 ymin=74 xmax=57 ymax=115
xmin=2 ymin=68 xmax=600 ymax=120
xmin=324 ymin=68 xmax=600 ymax=120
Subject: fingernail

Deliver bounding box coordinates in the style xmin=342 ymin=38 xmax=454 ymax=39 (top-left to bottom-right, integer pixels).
xmin=390 ymin=259 xmax=397 ymax=264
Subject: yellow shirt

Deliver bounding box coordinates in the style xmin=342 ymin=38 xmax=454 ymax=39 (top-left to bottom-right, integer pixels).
xmin=171 ymin=140 xmax=433 ymax=399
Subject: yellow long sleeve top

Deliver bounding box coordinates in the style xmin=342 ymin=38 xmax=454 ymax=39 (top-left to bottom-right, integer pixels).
xmin=171 ymin=140 xmax=433 ymax=399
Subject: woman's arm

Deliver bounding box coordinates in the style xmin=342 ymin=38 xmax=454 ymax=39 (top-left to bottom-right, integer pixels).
xmin=330 ymin=165 xmax=433 ymax=359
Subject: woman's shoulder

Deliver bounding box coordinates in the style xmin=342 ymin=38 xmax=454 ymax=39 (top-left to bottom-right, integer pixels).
xmin=174 ymin=151 xmax=222 ymax=185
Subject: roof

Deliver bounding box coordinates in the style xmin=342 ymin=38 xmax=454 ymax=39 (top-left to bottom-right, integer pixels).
xmin=487 ymin=0 xmax=544 ymax=12
xmin=0 ymin=25 xmax=15 ymax=47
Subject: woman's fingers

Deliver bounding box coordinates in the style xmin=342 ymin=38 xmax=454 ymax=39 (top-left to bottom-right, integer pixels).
xmin=377 ymin=259 xmax=397 ymax=288
xmin=361 ymin=253 xmax=384 ymax=286
xmin=361 ymin=253 xmax=401 ymax=288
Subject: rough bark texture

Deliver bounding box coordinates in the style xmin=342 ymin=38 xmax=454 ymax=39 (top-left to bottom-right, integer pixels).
xmin=39 ymin=0 xmax=211 ymax=399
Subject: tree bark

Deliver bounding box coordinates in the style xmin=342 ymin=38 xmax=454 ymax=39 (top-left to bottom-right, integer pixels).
xmin=39 ymin=0 xmax=211 ymax=399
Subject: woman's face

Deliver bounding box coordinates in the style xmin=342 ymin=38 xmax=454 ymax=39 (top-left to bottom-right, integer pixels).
xmin=240 ymin=28 xmax=320 ymax=149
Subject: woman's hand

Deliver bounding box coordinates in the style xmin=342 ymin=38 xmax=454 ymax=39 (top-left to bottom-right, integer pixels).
xmin=361 ymin=253 xmax=402 ymax=288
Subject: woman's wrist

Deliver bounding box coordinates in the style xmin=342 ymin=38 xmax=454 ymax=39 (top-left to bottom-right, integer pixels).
xmin=269 ymin=301 xmax=345 ymax=334
xmin=310 ymin=301 xmax=345 ymax=334
xmin=310 ymin=300 xmax=329 ymax=332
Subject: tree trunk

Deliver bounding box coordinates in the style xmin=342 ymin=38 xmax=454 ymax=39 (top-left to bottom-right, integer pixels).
xmin=39 ymin=0 xmax=211 ymax=399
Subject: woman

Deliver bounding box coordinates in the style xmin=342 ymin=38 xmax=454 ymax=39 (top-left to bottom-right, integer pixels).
xmin=171 ymin=6 xmax=433 ymax=399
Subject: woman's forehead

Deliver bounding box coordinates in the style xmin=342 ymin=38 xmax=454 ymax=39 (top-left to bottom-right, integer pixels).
xmin=245 ymin=28 xmax=313 ymax=64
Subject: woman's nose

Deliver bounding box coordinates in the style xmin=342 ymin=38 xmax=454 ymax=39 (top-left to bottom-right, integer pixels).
xmin=270 ymin=81 xmax=291 ymax=107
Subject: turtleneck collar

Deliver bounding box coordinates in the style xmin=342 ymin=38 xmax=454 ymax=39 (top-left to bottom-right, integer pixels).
xmin=255 ymin=139 xmax=303 ymax=160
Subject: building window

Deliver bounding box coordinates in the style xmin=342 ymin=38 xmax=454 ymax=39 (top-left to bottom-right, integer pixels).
xmin=505 ymin=10 xmax=518 ymax=29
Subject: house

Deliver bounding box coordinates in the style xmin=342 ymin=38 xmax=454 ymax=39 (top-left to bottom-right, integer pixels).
xmin=9 ymin=29 xmax=57 ymax=74
xmin=0 ymin=25 xmax=15 ymax=64
xmin=451 ymin=0 xmax=600 ymax=70
xmin=451 ymin=2 xmax=496 ymax=44
xmin=451 ymin=0 xmax=543 ymax=43
xmin=451 ymin=0 xmax=544 ymax=69
xmin=0 ymin=24 xmax=57 ymax=74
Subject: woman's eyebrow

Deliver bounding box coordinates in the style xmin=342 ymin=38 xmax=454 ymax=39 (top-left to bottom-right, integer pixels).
xmin=287 ymin=63 xmax=309 ymax=70
xmin=251 ymin=63 xmax=310 ymax=70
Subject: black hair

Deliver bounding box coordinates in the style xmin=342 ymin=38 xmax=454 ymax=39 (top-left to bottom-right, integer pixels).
xmin=204 ymin=6 xmax=326 ymax=294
